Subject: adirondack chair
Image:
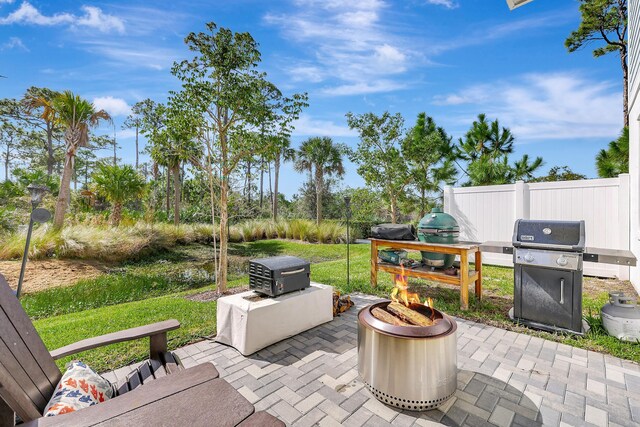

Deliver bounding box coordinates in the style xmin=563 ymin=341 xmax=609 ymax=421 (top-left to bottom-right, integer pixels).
xmin=0 ymin=274 xmax=284 ymax=426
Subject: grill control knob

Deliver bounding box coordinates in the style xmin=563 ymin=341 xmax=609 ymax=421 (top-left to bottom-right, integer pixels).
xmin=524 ymin=253 xmax=534 ymax=263
xmin=556 ymin=256 xmax=568 ymax=266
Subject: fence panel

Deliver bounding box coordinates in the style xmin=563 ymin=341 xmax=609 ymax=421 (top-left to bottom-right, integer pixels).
xmin=444 ymin=175 xmax=630 ymax=279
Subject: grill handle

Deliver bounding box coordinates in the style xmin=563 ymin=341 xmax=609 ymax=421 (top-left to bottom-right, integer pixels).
xmin=514 ymin=242 xmax=582 ymax=251
xmin=280 ymin=268 xmax=306 ymax=276
xmin=559 ymin=279 xmax=565 ymax=304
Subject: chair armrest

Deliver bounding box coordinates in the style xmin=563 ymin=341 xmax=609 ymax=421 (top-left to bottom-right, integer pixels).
xmin=50 ymin=320 xmax=180 ymax=360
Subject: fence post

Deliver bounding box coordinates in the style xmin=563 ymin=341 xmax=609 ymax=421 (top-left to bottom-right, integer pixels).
xmin=619 ymin=173 xmax=631 ymax=280
xmin=443 ymin=186 xmax=453 ymax=214
xmin=514 ymin=180 xmax=529 ymax=220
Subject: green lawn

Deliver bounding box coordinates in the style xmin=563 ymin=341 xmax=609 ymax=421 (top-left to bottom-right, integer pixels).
xmin=23 ymin=240 xmax=640 ymax=373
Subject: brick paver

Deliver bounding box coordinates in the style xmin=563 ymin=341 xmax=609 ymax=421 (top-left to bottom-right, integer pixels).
xmin=112 ymin=294 xmax=640 ymax=426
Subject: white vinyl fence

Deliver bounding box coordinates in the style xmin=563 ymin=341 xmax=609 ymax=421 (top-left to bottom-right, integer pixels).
xmin=444 ymin=174 xmax=630 ymax=279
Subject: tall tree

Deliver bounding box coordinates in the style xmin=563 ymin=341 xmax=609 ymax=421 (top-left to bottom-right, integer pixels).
xmin=512 ymin=154 xmax=544 ymax=182
xmin=137 ymin=99 xmax=167 ymax=218
xmin=566 ymin=0 xmax=628 ymax=126
xmin=124 ymin=102 xmax=143 ymax=169
xmin=293 ymin=137 xmax=345 ymax=224
xmin=347 ymin=111 xmax=410 ymax=223
xmin=596 ymin=127 xmax=629 ymax=177
xmin=272 ymin=136 xmax=296 ymax=221
xmin=0 ymin=122 xmax=25 ymax=181
xmin=33 ymin=91 xmax=111 ymax=228
xmin=401 ymin=113 xmax=457 ymax=216
xmin=172 ymin=22 xmax=306 ymax=293
xmin=92 ymin=164 xmax=146 ymax=226
xmin=151 ymin=92 xmax=202 ymax=226
xmin=457 ymin=114 xmax=543 ymax=186
xmin=21 ymin=87 xmax=63 ymax=176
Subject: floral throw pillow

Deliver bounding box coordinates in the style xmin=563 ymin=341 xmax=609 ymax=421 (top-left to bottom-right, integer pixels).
xmin=43 ymin=361 xmax=113 ymax=417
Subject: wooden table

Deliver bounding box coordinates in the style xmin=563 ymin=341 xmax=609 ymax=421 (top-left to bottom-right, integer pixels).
xmin=370 ymin=238 xmax=482 ymax=310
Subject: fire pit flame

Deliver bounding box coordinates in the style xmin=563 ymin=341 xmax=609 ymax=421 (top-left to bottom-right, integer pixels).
xmin=391 ymin=267 xmax=434 ymax=312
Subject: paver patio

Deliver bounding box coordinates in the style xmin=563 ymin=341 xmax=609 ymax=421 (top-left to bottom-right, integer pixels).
xmin=104 ymin=294 xmax=640 ymax=426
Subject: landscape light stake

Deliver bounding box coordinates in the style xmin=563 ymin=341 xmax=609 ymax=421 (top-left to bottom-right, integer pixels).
xmin=344 ymin=196 xmax=352 ymax=286
xmin=16 ymin=184 xmax=51 ymax=299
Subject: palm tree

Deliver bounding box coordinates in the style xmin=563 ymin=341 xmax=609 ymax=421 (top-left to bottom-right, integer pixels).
xmin=293 ymin=137 xmax=345 ymax=224
xmin=271 ymin=136 xmax=295 ymax=221
xmin=32 ymin=91 xmax=111 ymax=228
xmin=92 ymin=164 xmax=146 ymax=226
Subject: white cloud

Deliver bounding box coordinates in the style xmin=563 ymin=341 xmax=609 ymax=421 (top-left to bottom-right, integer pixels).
xmin=291 ymin=114 xmax=357 ymax=137
xmin=2 ymin=36 xmax=27 ymax=51
xmin=0 ymin=2 xmax=73 ymax=25
xmin=425 ymin=0 xmax=458 ymax=9
xmin=81 ymin=40 xmax=178 ymax=70
xmin=322 ymin=80 xmax=405 ymax=96
xmin=92 ymin=96 xmax=131 ymax=117
xmin=265 ymin=0 xmax=413 ymax=96
xmin=76 ymin=6 xmax=124 ymax=33
xmin=0 ymin=0 xmax=15 ymax=4
xmin=434 ymin=72 xmax=621 ymax=140
xmin=289 ymin=65 xmax=325 ymax=83
xmin=0 ymin=2 xmax=124 ymax=33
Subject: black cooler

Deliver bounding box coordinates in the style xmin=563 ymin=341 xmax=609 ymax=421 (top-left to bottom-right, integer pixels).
xmin=249 ymin=256 xmax=311 ymax=297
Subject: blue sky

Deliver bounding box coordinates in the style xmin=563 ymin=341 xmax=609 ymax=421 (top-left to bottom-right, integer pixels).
xmin=0 ymin=0 xmax=625 ymax=197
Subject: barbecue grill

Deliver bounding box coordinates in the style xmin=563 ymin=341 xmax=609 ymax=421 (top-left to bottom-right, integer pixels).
xmin=249 ymin=256 xmax=310 ymax=297
xmin=511 ymin=219 xmax=586 ymax=334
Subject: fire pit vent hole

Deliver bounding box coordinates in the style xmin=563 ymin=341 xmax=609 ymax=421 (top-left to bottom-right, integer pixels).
xmin=364 ymin=381 xmax=455 ymax=411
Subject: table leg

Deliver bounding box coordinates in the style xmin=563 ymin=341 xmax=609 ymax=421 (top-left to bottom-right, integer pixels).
xmin=459 ymin=250 xmax=469 ymax=310
xmin=475 ymin=250 xmax=482 ymax=302
xmin=370 ymin=240 xmax=378 ymax=288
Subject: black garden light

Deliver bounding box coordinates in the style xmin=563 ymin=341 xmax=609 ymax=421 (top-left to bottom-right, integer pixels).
xmin=344 ymin=196 xmax=352 ymax=286
xmin=16 ymin=184 xmax=52 ymax=298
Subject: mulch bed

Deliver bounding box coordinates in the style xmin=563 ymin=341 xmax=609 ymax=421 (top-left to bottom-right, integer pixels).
xmin=185 ymin=286 xmax=249 ymax=302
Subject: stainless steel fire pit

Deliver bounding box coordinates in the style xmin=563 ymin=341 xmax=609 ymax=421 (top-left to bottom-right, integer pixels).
xmin=357 ymin=301 xmax=457 ymax=411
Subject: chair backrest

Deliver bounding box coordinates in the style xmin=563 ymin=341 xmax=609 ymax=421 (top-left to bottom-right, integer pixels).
xmin=0 ymin=273 xmax=61 ymax=421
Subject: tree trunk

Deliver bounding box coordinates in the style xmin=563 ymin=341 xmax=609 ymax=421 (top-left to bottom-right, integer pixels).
xmin=259 ymin=156 xmax=264 ymax=210
xmin=53 ymin=151 xmax=75 ymax=229
xmin=420 ymin=187 xmax=426 ymax=218
xmin=245 ymin=160 xmax=250 ymax=205
xmin=622 ymin=49 xmax=629 ymax=128
xmin=173 ymin=164 xmax=181 ymax=226
xmin=315 ymin=167 xmax=323 ymax=224
xmin=135 ymin=122 xmax=139 ymax=169
xmin=273 ymin=153 xmax=280 ymax=221
xmin=46 ymin=123 xmax=54 ymax=177
xmin=390 ymin=193 xmax=398 ymax=224
xmin=111 ymin=202 xmax=122 ymax=226
xmin=4 ymin=143 xmax=9 ymax=182
xmin=166 ymin=168 xmax=171 ymax=217
xmin=268 ymin=161 xmax=273 ymax=212
xmin=218 ymin=167 xmax=229 ymax=293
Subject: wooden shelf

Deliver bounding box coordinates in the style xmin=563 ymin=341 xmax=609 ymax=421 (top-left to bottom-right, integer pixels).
xmin=370 ymin=238 xmax=483 ymax=310
xmin=377 ymin=263 xmax=479 ymax=286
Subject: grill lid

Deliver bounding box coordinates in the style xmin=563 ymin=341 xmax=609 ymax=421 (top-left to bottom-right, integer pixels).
xmin=249 ymin=256 xmax=308 ymax=271
xmin=512 ymin=219 xmax=585 ymax=251
xmin=359 ymin=301 xmax=456 ymax=338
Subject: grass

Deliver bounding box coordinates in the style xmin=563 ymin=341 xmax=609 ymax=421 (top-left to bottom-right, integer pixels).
xmin=22 ymin=240 xmax=640 ymax=374
xmin=0 ymin=219 xmax=347 ymax=262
